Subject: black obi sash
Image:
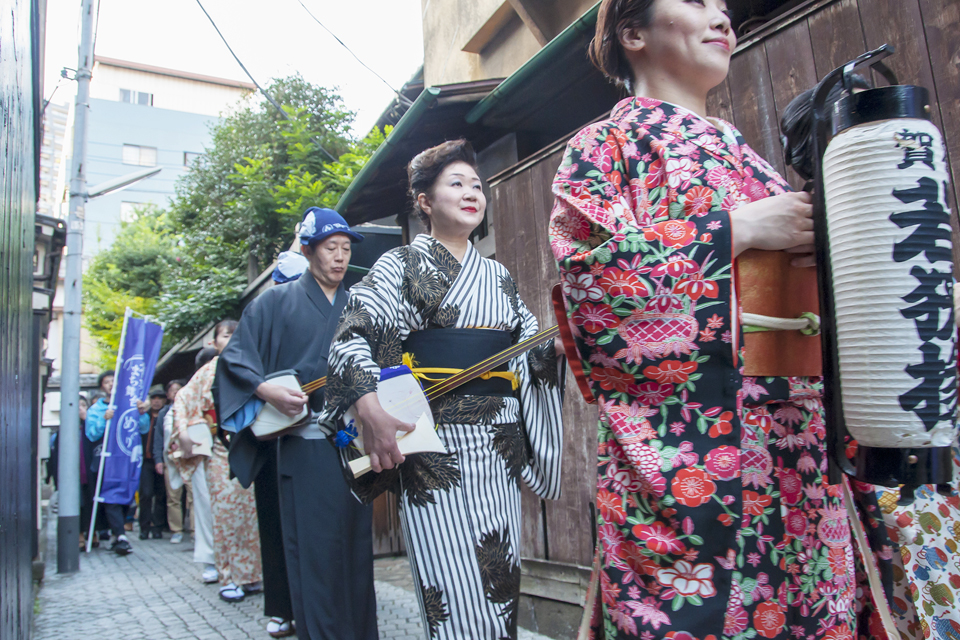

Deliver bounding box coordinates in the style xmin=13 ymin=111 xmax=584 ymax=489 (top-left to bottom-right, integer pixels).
xmin=402 ymin=328 xmax=514 ymax=397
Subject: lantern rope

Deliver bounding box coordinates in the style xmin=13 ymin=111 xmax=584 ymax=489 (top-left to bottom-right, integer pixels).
xmin=742 ymin=312 xmax=821 ymax=336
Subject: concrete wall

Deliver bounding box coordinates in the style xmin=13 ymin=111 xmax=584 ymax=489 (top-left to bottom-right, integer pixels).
xmin=82 ymin=97 xmax=217 ymax=260
xmin=421 ymin=0 xmax=596 ymax=87
xmin=90 ymin=62 xmax=252 ymax=117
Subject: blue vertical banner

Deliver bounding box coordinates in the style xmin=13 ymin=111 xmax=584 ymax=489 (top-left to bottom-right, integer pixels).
xmin=98 ymin=315 xmax=164 ymax=504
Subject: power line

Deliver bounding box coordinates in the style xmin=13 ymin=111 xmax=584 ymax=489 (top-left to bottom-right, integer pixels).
xmin=295 ymin=0 xmax=413 ymax=108
xmin=193 ymin=0 xmax=337 ymax=162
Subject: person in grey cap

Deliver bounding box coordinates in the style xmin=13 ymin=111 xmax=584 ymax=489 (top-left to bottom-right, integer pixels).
xmin=135 ymin=384 xmax=169 ymax=539
xmin=216 ymin=207 xmax=376 ymax=639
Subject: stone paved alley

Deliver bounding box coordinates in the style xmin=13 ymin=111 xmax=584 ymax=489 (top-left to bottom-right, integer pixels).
xmin=32 ymin=504 xmax=553 ymax=640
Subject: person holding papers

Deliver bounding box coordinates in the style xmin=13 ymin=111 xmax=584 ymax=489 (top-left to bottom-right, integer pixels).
xmin=323 ymin=140 xmax=565 ymax=640
xmin=170 ymin=321 xmax=263 ymax=603
xmin=216 ymin=207 xmax=375 ymax=640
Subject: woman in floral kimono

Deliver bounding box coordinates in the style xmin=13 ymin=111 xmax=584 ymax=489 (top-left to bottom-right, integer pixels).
xmin=324 ymin=139 xmax=564 ymax=640
xmin=170 ymin=320 xmax=263 ymax=603
xmin=550 ymin=0 xmax=891 ymax=638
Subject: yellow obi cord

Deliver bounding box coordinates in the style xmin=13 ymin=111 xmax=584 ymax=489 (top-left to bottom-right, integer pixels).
xmin=402 ymin=353 xmax=519 ymax=391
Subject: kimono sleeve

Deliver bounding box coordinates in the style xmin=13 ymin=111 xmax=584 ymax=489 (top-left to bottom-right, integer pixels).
xmin=510 ymin=283 xmax=565 ymax=500
xmin=549 ymin=122 xmax=736 ymax=438
xmin=169 ymin=360 xmax=216 ymax=480
xmin=323 ymin=254 xmax=406 ymax=423
xmin=216 ymin=294 xmax=270 ymax=424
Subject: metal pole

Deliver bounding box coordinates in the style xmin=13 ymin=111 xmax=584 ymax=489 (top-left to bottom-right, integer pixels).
xmin=57 ymin=0 xmax=96 ymax=574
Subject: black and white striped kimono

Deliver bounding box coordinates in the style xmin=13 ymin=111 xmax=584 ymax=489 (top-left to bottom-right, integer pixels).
xmin=324 ymin=234 xmax=564 ymax=640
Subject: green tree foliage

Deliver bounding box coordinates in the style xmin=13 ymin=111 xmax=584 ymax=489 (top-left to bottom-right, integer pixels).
xmin=82 ymin=75 xmax=386 ymax=364
xmin=82 ymin=206 xmax=173 ymax=368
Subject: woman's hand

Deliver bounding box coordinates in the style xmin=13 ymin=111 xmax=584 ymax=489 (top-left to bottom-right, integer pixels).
xmin=731 ymin=192 xmax=815 ymax=267
xmin=104 ymin=408 xmax=115 ymax=420
xmin=256 ymin=382 xmax=307 ymax=417
xmin=353 ymin=392 xmax=416 ymax=473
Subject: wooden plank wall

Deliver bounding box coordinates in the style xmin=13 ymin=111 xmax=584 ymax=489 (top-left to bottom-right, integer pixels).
xmin=0 ymin=0 xmax=39 ymax=637
xmin=711 ymin=0 xmax=960 ymax=268
xmin=492 ymin=0 xmax=960 ymax=572
xmin=491 ymin=148 xmax=598 ymax=568
xmin=371 ymin=493 xmax=404 ymax=556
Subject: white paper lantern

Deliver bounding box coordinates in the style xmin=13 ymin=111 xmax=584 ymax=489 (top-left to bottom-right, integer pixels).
xmin=822 ymin=118 xmax=957 ymax=448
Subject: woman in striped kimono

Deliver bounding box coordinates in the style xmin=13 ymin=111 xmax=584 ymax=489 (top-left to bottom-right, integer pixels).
xmin=323 ymin=139 xmax=565 ymax=640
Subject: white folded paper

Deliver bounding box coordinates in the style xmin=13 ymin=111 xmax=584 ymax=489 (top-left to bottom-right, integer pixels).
xmin=349 ymin=412 xmax=446 ymax=477
xmin=250 ymin=374 xmax=308 ymax=439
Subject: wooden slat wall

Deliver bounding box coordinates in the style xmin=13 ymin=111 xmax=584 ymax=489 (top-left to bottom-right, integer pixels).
xmin=489 ymin=0 xmax=960 ymax=575
xmin=0 ymin=0 xmax=39 ymax=637
xmin=492 ymin=148 xmax=598 ymax=568
xmin=708 ymin=0 xmax=960 ymax=269
xmin=371 ymin=493 xmax=404 ymax=556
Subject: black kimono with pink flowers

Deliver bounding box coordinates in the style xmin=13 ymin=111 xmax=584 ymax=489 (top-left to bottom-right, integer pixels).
xmin=550 ymin=97 xmax=892 ymax=640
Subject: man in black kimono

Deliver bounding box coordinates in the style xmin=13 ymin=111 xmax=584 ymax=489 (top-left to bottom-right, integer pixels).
xmin=216 ymin=207 xmax=376 ymax=640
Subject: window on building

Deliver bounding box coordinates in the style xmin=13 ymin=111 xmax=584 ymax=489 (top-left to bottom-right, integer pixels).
xmin=119 ymin=202 xmax=147 ymax=223
xmin=122 ymin=144 xmax=157 ymax=167
xmin=183 ymin=151 xmax=202 ymax=167
xmin=119 ymin=88 xmax=154 ymax=106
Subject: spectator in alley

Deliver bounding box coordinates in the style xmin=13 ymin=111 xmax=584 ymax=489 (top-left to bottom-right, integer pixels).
xmin=85 ymin=370 xmax=134 ymax=555
xmin=171 ymin=322 xmax=263 ymax=601
xmin=153 ymin=379 xmax=190 ymax=544
xmin=136 ymin=385 xmax=168 ymax=540
xmin=49 ymin=394 xmax=97 ymax=550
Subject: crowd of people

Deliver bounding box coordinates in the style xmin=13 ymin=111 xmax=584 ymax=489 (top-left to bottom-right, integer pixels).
xmin=50 ymin=1 xmax=960 ymax=639
xmin=51 ymin=371 xmax=192 ymax=555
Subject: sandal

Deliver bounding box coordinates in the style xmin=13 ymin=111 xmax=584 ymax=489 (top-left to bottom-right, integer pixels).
xmin=266 ymin=617 xmax=294 ymax=638
xmin=218 ymin=583 xmax=245 ymax=603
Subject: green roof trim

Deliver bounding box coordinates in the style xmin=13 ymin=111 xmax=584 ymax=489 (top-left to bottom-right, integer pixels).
xmin=465 ymin=2 xmax=601 ymax=125
xmin=335 ymin=87 xmax=441 ymax=216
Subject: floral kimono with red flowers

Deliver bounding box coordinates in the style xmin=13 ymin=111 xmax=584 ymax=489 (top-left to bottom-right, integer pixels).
xmin=550 ymin=97 xmax=892 ymax=640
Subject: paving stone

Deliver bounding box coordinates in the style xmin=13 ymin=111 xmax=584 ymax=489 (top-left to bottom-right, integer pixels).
xmin=34 ymin=508 xmax=555 ymax=639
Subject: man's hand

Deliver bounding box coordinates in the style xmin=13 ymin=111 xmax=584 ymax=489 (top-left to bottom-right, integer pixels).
xmin=353 ymin=392 xmax=416 ymax=473
xmin=136 ymin=400 xmax=149 ymax=415
xmin=256 ymin=382 xmax=308 ymax=417
xmin=155 ymin=463 xmax=164 ymax=475
xmin=105 ymin=408 xmax=115 ymax=420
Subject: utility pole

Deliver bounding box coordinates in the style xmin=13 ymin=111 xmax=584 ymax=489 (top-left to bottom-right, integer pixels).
xmin=58 ymin=0 xmax=96 ymax=574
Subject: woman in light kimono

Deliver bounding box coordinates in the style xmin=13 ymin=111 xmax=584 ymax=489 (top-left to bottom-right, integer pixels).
xmin=324 ymin=139 xmax=564 ymax=640
xmin=549 ymin=0 xmax=893 ymax=638
xmin=169 ymin=320 xmax=263 ymax=603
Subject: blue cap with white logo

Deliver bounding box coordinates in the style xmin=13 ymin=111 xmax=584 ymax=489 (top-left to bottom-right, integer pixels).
xmin=298 ymin=207 xmax=364 ymax=246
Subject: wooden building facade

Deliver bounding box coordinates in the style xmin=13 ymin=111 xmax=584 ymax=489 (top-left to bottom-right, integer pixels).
xmin=1 ymin=0 xmax=45 ymax=638
xmin=338 ymin=0 xmax=960 ymax=635
xmin=484 ymin=0 xmax=960 ymax=633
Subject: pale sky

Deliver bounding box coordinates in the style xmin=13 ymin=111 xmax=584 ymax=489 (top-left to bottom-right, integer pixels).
xmin=44 ymin=0 xmax=425 ymax=135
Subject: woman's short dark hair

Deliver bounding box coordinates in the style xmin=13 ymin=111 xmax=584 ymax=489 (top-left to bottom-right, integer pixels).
xmin=407 ymin=139 xmax=479 ymax=232
xmin=97 ymin=370 xmax=114 ymax=389
xmin=195 ymin=347 xmax=218 ymax=370
xmin=213 ymin=319 xmax=238 ymax=340
xmin=590 ymin=0 xmax=656 ymax=89
xmin=165 ymin=378 xmax=187 ymax=394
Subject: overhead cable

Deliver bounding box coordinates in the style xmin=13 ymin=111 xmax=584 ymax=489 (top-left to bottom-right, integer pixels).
xmin=193 ymin=0 xmax=337 ymax=162
xmin=295 ymin=0 xmax=413 ymax=107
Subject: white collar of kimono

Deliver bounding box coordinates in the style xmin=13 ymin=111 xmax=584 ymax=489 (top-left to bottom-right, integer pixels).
xmin=413 ymin=233 xmax=477 ymax=268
